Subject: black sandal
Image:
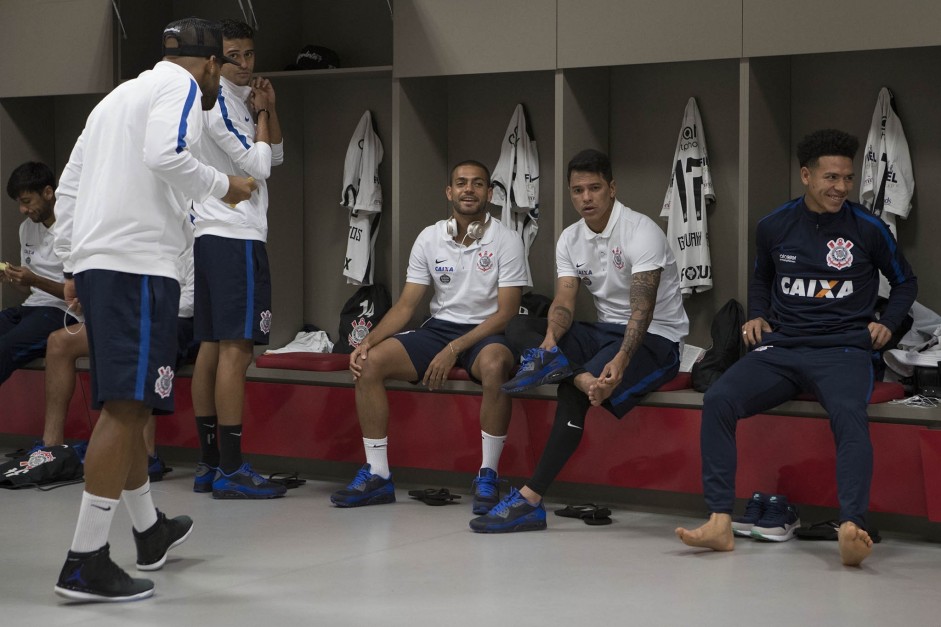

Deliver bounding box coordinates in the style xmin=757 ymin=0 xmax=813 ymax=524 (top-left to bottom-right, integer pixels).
xmin=407 ymin=488 xmax=462 ymax=506
xmin=554 ymin=503 xmax=613 ymax=525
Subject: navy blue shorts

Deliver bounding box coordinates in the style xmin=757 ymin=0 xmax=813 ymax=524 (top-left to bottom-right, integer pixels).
xmin=75 ymin=270 xmax=181 ymax=414
xmin=394 ymin=317 xmax=511 ymax=384
xmin=194 ymin=234 xmax=272 ymax=345
xmin=559 ymin=321 xmax=680 ymax=417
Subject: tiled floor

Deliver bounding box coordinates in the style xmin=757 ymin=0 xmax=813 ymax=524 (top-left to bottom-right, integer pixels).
xmin=3 ymin=463 xmax=940 ymax=626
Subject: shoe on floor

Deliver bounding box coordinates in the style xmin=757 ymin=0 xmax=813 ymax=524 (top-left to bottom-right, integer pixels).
xmin=147 ymin=454 xmax=172 ymax=483
xmin=732 ymin=491 xmax=768 ymax=537
xmin=133 ymin=509 xmax=194 ymax=571
xmin=54 ymin=543 xmax=154 ymax=603
xmin=750 ymin=495 xmax=800 ymax=542
xmin=193 ymin=462 xmax=217 ymax=493
xmin=472 ymin=467 xmax=501 ymax=515
xmin=330 ymin=464 xmax=395 ymax=507
xmin=212 ymin=462 xmax=287 ymax=499
xmin=469 ymin=487 xmax=547 ymax=533
xmin=501 ymin=347 xmax=573 ymax=394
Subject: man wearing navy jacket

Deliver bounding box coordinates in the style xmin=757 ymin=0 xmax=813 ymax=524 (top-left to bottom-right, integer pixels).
xmin=676 ymin=129 xmax=917 ymax=567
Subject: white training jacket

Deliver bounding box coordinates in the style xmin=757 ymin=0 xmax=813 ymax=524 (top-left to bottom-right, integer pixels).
xmin=55 ymin=61 xmax=229 ymax=280
xmin=193 ymin=76 xmax=284 ymax=242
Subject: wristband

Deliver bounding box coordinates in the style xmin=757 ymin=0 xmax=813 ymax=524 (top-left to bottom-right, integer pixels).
xmin=256 ymin=108 xmax=270 ymax=119
xmin=63 ymin=272 xmax=74 ymax=280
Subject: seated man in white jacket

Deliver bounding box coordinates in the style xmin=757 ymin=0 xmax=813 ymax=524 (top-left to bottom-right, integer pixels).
xmin=190 ymin=19 xmax=286 ymax=499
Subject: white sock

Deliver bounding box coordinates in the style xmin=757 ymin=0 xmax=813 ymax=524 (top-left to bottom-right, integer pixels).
xmin=363 ymin=437 xmax=390 ymax=479
xmin=70 ymin=491 xmax=119 ymax=554
xmin=480 ymin=430 xmax=507 ymax=473
xmin=123 ymin=480 xmax=158 ymax=533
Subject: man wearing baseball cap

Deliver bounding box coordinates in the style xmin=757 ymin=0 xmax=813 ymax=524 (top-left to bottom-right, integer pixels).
xmin=52 ymin=17 xmax=255 ymax=602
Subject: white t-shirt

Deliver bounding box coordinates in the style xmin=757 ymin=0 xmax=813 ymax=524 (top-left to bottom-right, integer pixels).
xmin=20 ymin=219 xmax=68 ymax=312
xmin=406 ymin=217 xmax=530 ymax=325
xmin=556 ymin=200 xmax=688 ymax=343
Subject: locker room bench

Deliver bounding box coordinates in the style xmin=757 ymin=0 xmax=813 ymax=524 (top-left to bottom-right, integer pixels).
xmin=5 ymin=354 xmax=941 ymax=524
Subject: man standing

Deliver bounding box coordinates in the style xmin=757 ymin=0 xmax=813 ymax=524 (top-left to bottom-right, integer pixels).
xmin=53 ymin=18 xmax=255 ymax=602
xmin=190 ymin=19 xmax=286 ymax=499
xmin=676 ymin=129 xmax=917 ymax=567
xmin=1 ymin=162 xmax=78 ymax=387
xmin=333 ymin=160 xmax=529 ymax=515
xmin=471 ymin=149 xmax=688 ymax=533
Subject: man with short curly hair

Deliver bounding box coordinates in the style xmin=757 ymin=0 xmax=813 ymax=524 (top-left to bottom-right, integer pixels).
xmin=676 ymin=129 xmax=918 ymax=567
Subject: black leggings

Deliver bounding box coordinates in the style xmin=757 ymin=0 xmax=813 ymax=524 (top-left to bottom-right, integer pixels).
xmin=527 ymin=380 xmax=591 ymax=496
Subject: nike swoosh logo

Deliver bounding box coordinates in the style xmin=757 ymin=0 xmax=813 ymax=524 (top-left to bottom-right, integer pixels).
xmin=576 ymin=263 xmax=585 ymax=268
xmin=435 ymin=258 xmax=447 ymax=264
xmin=91 ymin=504 xmax=112 ymax=511
xmin=566 ymin=421 xmax=583 ymax=430
xmin=244 ymin=116 xmax=250 ymax=122
xmin=202 ymin=423 xmax=215 ymax=428
xmin=232 ymin=432 xmax=242 ymax=437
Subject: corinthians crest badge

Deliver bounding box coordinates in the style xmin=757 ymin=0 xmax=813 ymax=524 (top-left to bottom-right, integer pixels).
xmin=349 ymin=317 xmax=373 ymax=348
xmin=826 ymin=238 xmax=854 ymax=270
xmin=154 ymin=365 xmax=174 ymax=399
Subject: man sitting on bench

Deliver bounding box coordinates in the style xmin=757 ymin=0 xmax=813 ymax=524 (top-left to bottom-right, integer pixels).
xmin=331 ymin=160 xmax=530 ymax=515
xmin=676 ymin=129 xmax=917 ymax=566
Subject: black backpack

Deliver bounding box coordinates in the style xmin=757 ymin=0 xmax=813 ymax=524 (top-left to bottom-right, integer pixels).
xmin=332 ymin=283 xmax=392 ymax=354
xmin=0 ymin=445 xmax=84 ymax=489
xmin=691 ymin=299 xmax=746 ymax=392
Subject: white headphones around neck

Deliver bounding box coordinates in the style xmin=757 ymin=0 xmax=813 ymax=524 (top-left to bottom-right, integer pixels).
xmin=447 ymin=213 xmax=491 ymax=241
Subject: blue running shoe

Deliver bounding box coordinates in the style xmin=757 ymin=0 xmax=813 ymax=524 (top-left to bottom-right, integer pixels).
xmin=732 ymin=491 xmax=768 ymax=537
xmin=469 ymin=487 xmax=547 ymax=533
xmin=750 ymin=495 xmax=800 ymax=542
xmin=501 ymin=347 xmax=573 ymax=394
xmin=472 ymin=467 xmax=501 ymax=515
xmin=147 ymin=455 xmax=172 ymax=483
xmin=212 ymin=462 xmax=287 ymax=499
xmin=193 ymin=462 xmax=217 ymax=493
xmin=330 ymin=464 xmax=395 ymax=507
xmin=70 ymin=441 xmax=89 ymax=463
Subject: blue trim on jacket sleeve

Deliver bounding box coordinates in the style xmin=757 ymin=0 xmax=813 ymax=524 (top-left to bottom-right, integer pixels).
xmin=850 ymin=204 xmax=906 ymax=284
xmin=219 ymin=91 xmax=251 ymax=150
xmin=176 ymin=80 xmax=199 ymax=154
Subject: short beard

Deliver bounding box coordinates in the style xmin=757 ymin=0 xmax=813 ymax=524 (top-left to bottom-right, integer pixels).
xmin=201 ymin=92 xmax=218 ymax=111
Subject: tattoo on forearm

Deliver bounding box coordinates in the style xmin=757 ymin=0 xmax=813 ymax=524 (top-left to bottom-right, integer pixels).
xmin=622 ymin=269 xmax=660 ymax=357
xmin=548 ymin=305 xmax=573 ymax=336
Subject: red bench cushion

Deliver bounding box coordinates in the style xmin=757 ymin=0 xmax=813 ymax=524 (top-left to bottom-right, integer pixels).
xmin=255 ymin=352 xmax=350 ymax=371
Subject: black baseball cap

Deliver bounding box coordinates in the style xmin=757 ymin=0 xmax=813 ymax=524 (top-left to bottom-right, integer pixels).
xmin=162 ymin=17 xmax=238 ymax=65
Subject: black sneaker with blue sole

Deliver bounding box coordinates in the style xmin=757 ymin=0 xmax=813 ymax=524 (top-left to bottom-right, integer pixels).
xmin=331 ymin=463 xmax=396 ymax=507
xmin=501 ymin=347 xmax=574 ymax=394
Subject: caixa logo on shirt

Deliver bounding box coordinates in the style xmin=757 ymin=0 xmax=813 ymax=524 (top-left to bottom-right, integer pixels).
xmin=780 ymin=277 xmax=854 ymax=299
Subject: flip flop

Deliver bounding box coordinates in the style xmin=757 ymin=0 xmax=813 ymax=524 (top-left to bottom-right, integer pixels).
xmin=554 ymin=503 xmax=613 ymax=525
xmin=267 ymin=472 xmax=307 ymax=489
xmin=407 ymin=488 xmax=462 ymax=506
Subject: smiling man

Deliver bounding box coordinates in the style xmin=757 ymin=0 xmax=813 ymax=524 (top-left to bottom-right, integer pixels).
xmin=470 ymin=149 xmax=688 ymax=533
xmin=331 ymin=160 xmax=530 ymax=516
xmin=675 ymin=129 xmax=917 ymax=567
xmin=0 ymin=162 xmax=78 ymax=389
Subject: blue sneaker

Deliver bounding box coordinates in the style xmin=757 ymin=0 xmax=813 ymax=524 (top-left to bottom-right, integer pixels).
xmin=70 ymin=441 xmax=89 ymax=463
xmin=147 ymin=455 xmax=172 ymax=483
xmin=211 ymin=462 xmax=287 ymax=499
xmin=469 ymin=487 xmax=547 ymax=533
xmin=501 ymin=347 xmax=573 ymax=394
xmin=750 ymin=495 xmax=800 ymax=542
xmin=732 ymin=492 xmax=768 ymax=537
xmin=472 ymin=467 xmax=501 ymax=515
xmin=193 ymin=462 xmax=217 ymax=493
xmin=330 ymin=464 xmax=395 ymax=507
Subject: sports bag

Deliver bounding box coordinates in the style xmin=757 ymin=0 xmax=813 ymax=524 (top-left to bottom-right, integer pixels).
xmin=332 ymin=283 xmax=392 ymax=354
xmin=0 ymin=445 xmax=84 ymax=489
xmin=691 ymin=299 xmax=746 ymax=392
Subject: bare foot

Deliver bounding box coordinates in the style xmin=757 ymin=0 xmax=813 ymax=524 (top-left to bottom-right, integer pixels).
xmin=587 ymin=379 xmax=616 ymax=406
xmin=675 ymin=513 xmax=735 ymax=551
xmin=838 ymin=521 xmax=873 ymax=566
